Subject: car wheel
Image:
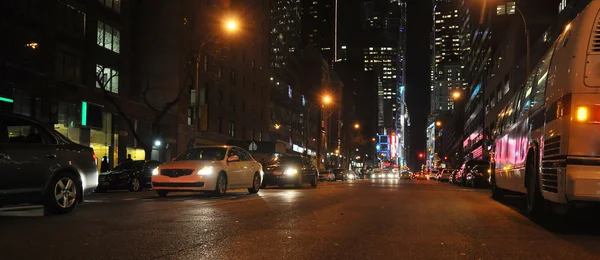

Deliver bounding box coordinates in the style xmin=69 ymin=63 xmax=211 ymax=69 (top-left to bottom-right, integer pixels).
xmin=248 ymin=173 xmax=260 ymax=194
xmin=46 ymin=173 xmax=79 ymax=214
xmin=294 ymin=174 xmax=303 ymax=189
xmin=157 ymin=190 xmax=168 ymax=197
xmin=214 ymin=172 xmax=228 ymax=196
xmin=128 ymin=177 xmax=141 ymax=192
xmin=310 ymin=175 xmax=317 ymax=188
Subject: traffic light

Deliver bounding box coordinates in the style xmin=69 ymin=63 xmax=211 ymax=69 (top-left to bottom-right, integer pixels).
xmin=418 ymin=153 xmax=424 ymax=158
xmin=444 ymin=156 xmax=448 ymax=160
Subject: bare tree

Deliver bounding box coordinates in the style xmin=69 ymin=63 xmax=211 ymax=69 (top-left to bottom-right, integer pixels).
xmin=95 ymin=63 xmax=190 ymax=161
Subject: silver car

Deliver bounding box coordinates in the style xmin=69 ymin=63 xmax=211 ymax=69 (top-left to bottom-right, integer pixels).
xmin=0 ymin=114 xmax=98 ymax=214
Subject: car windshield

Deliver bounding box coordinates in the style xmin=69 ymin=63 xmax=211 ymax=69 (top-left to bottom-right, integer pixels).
xmin=114 ymin=161 xmax=144 ymax=171
xmin=268 ymin=156 xmax=302 ymax=166
xmin=175 ymin=147 xmax=227 ymax=161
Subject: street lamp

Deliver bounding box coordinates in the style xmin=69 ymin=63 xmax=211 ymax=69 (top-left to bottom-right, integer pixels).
xmin=305 ymin=93 xmax=333 ymax=169
xmin=435 ymin=121 xmax=442 ymax=127
xmin=354 ymin=123 xmax=360 ymax=129
xmin=323 ymin=95 xmax=332 ymax=105
xmin=190 ymin=15 xmax=240 ymax=148
xmin=452 ymin=90 xmax=461 ymax=100
xmin=225 ymin=19 xmax=238 ymax=32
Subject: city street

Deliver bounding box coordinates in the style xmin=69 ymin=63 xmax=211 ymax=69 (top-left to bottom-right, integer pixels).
xmin=1 ymin=180 xmax=599 ymax=260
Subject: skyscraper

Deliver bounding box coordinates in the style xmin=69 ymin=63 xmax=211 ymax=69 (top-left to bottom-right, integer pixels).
xmin=270 ymin=0 xmax=302 ymax=70
xmin=362 ymin=0 xmax=408 ymax=168
xmin=301 ymin=0 xmax=336 ymax=64
xmin=430 ymin=0 xmax=464 ymax=115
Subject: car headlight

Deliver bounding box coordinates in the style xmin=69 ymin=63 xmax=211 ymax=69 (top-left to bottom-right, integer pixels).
xmin=284 ymin=168 xmax=298 ymax=175
xmin=152 ymin=167 xmax=159 ymax=176
xmin=198 ymin=166 xmax=214 ymax=175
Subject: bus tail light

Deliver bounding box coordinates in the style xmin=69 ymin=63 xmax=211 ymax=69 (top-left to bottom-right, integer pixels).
xmin=575 ymin=105 xmax=600 ymax=123
xmin=575 ymin=106 xmax=589 ymax=122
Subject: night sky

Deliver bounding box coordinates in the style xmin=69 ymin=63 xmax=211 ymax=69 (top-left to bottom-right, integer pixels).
xmin=405 ymin=0 xmax=432 ymax=168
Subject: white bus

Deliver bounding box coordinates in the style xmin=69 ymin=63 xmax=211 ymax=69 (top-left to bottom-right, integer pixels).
xmin=491 ymin=1 xmax=600 ymax=218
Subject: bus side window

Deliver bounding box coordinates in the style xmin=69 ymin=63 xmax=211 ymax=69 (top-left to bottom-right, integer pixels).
xmin=512 ymin=88 xmax=525 ymax=123
xmin=521 ymin=75 xmax=534 ymax=117
xmin=530 ymin=45 xmax=556 ymax=111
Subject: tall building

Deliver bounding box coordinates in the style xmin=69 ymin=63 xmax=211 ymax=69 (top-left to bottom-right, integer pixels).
xmin=362 ymin=0 xmax=408 ymax=169
xmin=270 ymin=0 xmax=302 ymax=70
xmin=430 ymin=0 xmax=464 ymax=115
xmin=301 ymin=0 xmax=336 ymax=63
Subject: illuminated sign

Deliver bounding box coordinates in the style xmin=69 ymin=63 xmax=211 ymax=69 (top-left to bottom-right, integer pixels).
xmin=390 ymin=134 xmax=397 ymax=158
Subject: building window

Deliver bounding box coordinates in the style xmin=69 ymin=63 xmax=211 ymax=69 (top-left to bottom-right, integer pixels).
xmin=187 ymin=107 xmax=193 ymax=125
xmin=96 ymin=65 xmax=119 ymax=93
xmin=217 ymin=117 xmax=222 ymax=134
xmin=559 ymin=0 xmax=567 ymax=13
xmin=97 ymin=0 xmax=121 ymax=13
xmin=496 ymin=4 xmax=506 ymax=15
xmin=56 ymin=1 xmax=86 ymax=36
xmin=507 ymin=2 xmax=516 ymax=15
xmin=56 ymin=51 xmax=82 ymax=84
xmin=230 ymin=70 xmax=237 ymax=85
xmin=229 ymin=121 xmax=235 ymax=138
xmin=97 ymin=21 xmax=120 ymax=53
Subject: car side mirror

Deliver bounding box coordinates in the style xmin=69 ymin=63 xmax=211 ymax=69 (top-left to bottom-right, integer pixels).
xmin=227 ymin=155 xmax=240 ymax=162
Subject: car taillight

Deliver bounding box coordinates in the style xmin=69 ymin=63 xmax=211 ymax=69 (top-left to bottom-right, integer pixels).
xmin=92 ymin=151 xmax=97 ymax=165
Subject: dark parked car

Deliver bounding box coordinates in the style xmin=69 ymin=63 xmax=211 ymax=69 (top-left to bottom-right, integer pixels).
xmin=456 ymin=160 xmax=489 ymax=186
xmin=96 ymin=160 xmax=161 ymax=192
xmin=262 ymin=155 xmax=318 ymax=188
xmin=332 ymin=168 xmax=347 ymax=181
xmin=465 ymin=164 xmax=491 ymax=188
xmin=0 ymin=113 xmax=98 ymax=214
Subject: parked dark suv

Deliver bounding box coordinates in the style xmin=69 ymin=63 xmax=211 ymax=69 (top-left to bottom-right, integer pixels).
xmin=96 ymin=160 xmax=161 ymax=192
xmin=0 ymin=114 xmax=98 ymax=214
xmin=262 ymin=155 xmax=318 ymax=188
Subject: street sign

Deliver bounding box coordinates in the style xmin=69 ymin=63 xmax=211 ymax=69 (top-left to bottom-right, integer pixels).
xmin=249 ymin=141 xmax=258 ymax=151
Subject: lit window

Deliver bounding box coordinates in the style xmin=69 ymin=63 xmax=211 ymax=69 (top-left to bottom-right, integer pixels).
xmin=97 ymin=0 xmax=121 ymax=13
xmin=507 ymin=2 xmax=516 ymax=15
xmin=559 ymin=0 xmax=567 ymax=13
xmin=496 ymin=4 xmax=506 ymax=15
xmin=96 ymin=65 xmax=119 ymax=94
xmin=97 ymin=21 xmax=120 ymax=53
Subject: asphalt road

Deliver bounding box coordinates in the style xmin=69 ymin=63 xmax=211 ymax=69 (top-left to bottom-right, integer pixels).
xmin=1 ymin=179 xmax=600 ymax=260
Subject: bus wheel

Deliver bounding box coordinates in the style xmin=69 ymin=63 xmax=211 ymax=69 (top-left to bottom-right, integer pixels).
xmin=491 ymin=175 xmax=504 ymax=200
xmin=525 ymin=163 xmax=551 ymax=220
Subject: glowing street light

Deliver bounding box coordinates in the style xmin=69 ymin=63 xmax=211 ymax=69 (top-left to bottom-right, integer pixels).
xmin=274 ymin=124 xmax=281 ymax=130
xmin=354 ymin=123 xmax=360 ymax=129
xmin=435 ymin=121 xmax=442 ymax=127
xmin=323 ymin=95 xmax=332 ymax=105
xmin=452 ymin=91 xmax=461 ymax=100
xmin=224 ymin=18 xmax=238 ymax=32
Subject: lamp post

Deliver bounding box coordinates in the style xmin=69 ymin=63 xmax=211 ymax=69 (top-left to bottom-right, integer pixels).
xmin=305 ymin=94 xmax=332 ymax=169
xmin=190 ymin=17 xmax=239 ymax=148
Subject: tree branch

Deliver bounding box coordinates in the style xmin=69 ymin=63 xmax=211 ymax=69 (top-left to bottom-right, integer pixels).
xmin=95 ymin=65 xmax=149 ymax=151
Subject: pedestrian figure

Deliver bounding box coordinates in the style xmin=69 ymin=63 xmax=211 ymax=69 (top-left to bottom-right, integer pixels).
xmin=126 ymin=154 xmax=133 ymax=162
xmin=100 ymin=156 xmax=110 ymax=173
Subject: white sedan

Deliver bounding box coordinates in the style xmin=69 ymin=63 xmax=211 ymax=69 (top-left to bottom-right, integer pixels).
xmin=151 ymin=146 xmax=264 ymax=197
